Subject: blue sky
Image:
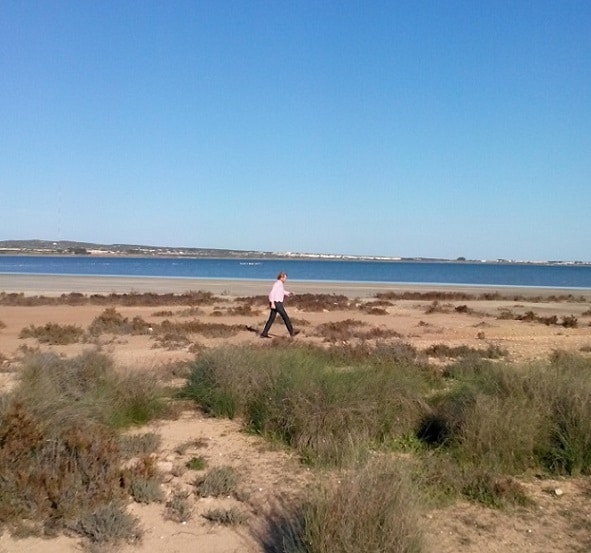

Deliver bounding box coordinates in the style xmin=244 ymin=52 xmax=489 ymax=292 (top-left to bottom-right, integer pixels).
xmin=1 ymin=1 xmax=589 ymax=261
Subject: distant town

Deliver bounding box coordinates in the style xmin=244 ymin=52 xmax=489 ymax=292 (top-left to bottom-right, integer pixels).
xmin=0 ymin=239 xmax=588 ymax=266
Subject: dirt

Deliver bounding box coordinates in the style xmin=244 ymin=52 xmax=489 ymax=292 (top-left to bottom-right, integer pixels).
xmin=1 ymin=287 xmax=591 ymax=552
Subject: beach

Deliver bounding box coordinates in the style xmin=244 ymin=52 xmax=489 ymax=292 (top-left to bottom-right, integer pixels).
xmin=2 ymin=273 xmax=591 ymax=299
xmin=1 ymin=274 xmax=591 ymax=553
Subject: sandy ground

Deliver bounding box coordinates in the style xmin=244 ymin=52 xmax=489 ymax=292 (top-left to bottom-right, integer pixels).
xmin=1 ymin=275 xmax=591 ymax=552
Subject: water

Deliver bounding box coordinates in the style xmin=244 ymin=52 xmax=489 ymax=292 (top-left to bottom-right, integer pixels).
xmin=1 ymin=255 xmax=590 ymax=289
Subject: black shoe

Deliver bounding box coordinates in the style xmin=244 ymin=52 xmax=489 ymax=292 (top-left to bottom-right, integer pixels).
xmin=290 ymin=330 xmax=300 ymax=337
xmin=260 ymin=334 xmax=272 ymax=339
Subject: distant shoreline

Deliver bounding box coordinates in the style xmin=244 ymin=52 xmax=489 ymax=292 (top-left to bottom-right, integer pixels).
xmin=0 ymin=252 xmax=590 ymax=267
xmin=2 ymin=274 xmax=591 ymax=299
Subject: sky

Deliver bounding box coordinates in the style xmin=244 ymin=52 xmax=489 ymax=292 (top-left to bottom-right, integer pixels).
xmin=1 ymin=1 xmax=590 ymax=261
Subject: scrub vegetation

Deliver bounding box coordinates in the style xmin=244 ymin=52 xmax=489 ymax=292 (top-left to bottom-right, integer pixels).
xmin=3 ymin=289 xmax=591 ymax=551
xmin=181 ymin=343 xmax=591 ymax=551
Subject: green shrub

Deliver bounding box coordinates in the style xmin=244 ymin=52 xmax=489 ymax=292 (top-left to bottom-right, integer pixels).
xmin=195 ymin=466 xmax=239 ymax=498
xmin=12 ymin=351 xmax=167 ymax=429
xmin=272 ymin=458 xmax=424 ymax=553
xmin=128 ymin=477 xmax=164 ymax=504
xmin=423 ymin=353 xmax=591 ymax=476
xmin=186 ymin=456 xmax=207 ymax=470
xmin=181 ymin=345 xmax=430 ymax=467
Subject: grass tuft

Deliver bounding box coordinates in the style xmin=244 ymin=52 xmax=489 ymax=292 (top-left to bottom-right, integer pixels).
xmin=195 ymin=466 xmax=240 ymax=498
xmin=266 ymin=458 xmax=425 ymax=553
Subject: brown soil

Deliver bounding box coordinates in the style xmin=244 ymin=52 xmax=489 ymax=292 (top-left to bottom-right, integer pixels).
xmin=1 ymin=280 xmax=590 ymax=553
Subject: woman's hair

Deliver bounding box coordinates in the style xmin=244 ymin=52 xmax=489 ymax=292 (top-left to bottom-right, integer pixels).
xmin=277 ymin=272 xmax=287 ymax=279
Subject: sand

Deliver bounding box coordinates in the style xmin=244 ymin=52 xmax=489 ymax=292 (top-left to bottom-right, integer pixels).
xmin=2 ymin=273 xmax=591 ymax=299
xmin=1 ymin=274 xmax=591 ymax=553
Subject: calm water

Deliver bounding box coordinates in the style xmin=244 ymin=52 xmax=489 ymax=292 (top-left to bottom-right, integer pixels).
xmin=1 ymin=256 xmax=590 ymax=289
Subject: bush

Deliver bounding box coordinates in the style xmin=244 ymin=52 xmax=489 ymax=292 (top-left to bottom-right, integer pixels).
xmin=157 ymin=318 xmax=242 ymax=339
xmin=19 ymin=322 xmax=84 ymax=344
xmin=422 ymin=353 xmax=591 ymax=476
xmin=270 ymin=458 xmax=425 ymax=553
xmin=203 ymin=507 xmax=247 ymax=525
xmin=128 ymin=477 xmax=164 ymax=504
xmin=425 ymin=343 xmax=508 ymax=360
xmin=164 ymin=489 xmax=192 ymax=523
xmin=195 ymin=466 xmax=240 ymax=498
xmin=74 ymin=502 xmax=141 ymax=544
xmin=88 ymin=308 xmax=152 ymax=336
xmin=181 ymin=344 xmax=430 ymax=467
xmin=314 ymin=318 xmax=401 ymax=343
xmin=0 ymin=350 xmax=174 ymax=540
xmin=118 ymin=432 xmax=161 ymax=458
xmin=12 ymin=351 xmax=167 ymax=429
xmin=0 ymin=402 xmax=125 ymax=529
xmin=186 ymin=456 xmax=207 ymax=470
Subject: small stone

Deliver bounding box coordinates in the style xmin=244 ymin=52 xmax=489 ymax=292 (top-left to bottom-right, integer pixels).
xmin=554 ymin=488 xmax=564 ymax=496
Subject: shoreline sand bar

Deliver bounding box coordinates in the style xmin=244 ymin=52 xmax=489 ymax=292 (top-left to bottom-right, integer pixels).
xmin=1 ymin=274 xmax=591 ymax=299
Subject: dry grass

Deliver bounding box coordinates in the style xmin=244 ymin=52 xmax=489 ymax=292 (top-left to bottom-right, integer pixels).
xmin=19 ymin=322 xmax=85 ymax=344
xmin=264 ymin=458 xmax=425 ymax=553
xmin=164 ymin=489 xmax=193 ymax=523
xmin=314 ymin=318 xmax=402 ymax=343
xmin=88 ymin=308 xmax=152 ymax=336
xmin=195 ymin=466 xmax=240 ymax=498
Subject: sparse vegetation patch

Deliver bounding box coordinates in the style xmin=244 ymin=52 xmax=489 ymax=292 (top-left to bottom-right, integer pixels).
xmin=19 ymin=322 xmax=85 ymax=344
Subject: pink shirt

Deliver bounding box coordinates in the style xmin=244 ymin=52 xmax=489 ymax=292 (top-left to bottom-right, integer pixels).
xmin=269 ymin=279 xmax=290 ymax=303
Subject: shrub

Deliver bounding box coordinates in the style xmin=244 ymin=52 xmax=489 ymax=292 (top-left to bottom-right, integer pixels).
xmin=118 ymin=432 xmax=161 ymax=458
xmin=88 ymin=308 xmax=151 ymax=336
xmin=561 ymin=314 xmax=578 ymax=328
xmin=186 ymin=456 xmax=207 ymax=471
xmin=460 ymin=470 xmax=530 ymax=509
xmin=271 ymin=458 xmax=425 ymax=553
xmin=424 ymin=343 xmax=507 ymax=360
xmin=423 ymin=354 xmax=591 ymax=476
xmin=128 ymin=477 xmax=164 ymax=504
xmin=19 ymin=322 xmax=84 ymax=344
xmin=181 ymin=344 xmax=430 ymax=467
xmin=164 ymin=489 xmax=192 ymax=523
xmin=195 ymin=466 xmax=240 ymax=498
xmin=0 ymin=402 xmax=125 ymax=528
xmin=290 ymin=293 xmax=353 ymax=312
xmin=108 ymin=370 xmax=167 ymax=428
xmin=0 ymin=350 xmax=173 ymax=538
xmin=74 ymin=502 xmax=141 ymax=544
xmin=315 ymin=319 xmax=401 ymax=343
xmin=13 ymin=351 xmax=167 ymax=429
xmin=158 ymin=318 xmax=241 ymax=339
xmin=203 ymin=507 xmax=247 ymax=526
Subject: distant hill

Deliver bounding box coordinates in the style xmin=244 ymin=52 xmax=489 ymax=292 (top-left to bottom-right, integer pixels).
xmin=0 ymin=239 xmax=276 ymax=258
xmin=0 ymin=239 xmax=410 ymax=261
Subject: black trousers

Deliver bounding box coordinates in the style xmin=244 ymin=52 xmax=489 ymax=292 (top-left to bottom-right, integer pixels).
xmin=261 ymin=301 xmax=294 ymax=336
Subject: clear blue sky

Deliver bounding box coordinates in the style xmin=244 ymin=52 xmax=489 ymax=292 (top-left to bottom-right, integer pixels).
xmin=1 ymin=1 xmax=589 ymax=261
